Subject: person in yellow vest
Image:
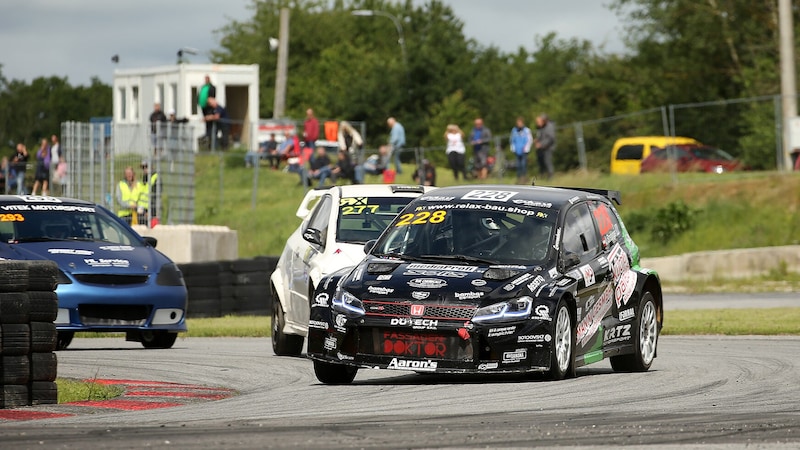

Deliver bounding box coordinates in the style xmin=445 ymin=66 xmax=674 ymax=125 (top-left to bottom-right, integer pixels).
xmin=116 ymin=166 xmax=143 ymax=225
xmin=139 ymin=160 xmax=160 ymax=227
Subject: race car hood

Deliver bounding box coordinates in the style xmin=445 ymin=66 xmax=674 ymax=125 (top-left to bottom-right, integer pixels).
xmin=2 ymin=241 xmax=165 ymax=275
xmin=342 ymin=257 xmax=551 ymax=306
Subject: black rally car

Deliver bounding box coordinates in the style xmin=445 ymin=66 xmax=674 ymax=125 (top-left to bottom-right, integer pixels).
xmin=307 ymin=185 xmax=662 ymax=384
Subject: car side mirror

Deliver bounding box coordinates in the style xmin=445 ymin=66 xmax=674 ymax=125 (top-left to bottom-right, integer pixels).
xmin=142 ymin=236 xmax=157 ymax=248
xmin=363 ymin=239 xmax=377 ymax=254
xmin=561 ymin=252 xmax=580 ymax=270
xmin=302 ymin=228 xmax=324 ymax=247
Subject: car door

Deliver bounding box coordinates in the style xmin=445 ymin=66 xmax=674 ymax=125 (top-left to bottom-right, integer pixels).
xmin=560 ymin=201 xmax=613 ymax=357
xmin=290 ymin=194 xmax=332 ymax=313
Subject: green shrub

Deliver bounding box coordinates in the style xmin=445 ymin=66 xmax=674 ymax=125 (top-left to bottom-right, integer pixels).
xmin=651 ymin=200 xmax=697 ymax=243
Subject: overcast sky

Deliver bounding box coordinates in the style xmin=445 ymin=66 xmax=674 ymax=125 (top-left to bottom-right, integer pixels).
xmin=0 ymin=0 xmax=626 ymax=86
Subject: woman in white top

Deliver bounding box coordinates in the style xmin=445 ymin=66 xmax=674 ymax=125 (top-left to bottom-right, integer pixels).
xmin=444 ymin=124 xmax=467 ymax=180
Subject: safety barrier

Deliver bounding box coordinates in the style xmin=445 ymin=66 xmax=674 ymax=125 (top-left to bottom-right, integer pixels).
xmin=179 ymin=257 xmax=277 ymax=318
xmin=0 ymin=260 xmax=59 ymax=409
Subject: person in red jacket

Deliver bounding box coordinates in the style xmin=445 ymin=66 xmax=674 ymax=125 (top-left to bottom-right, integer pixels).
xmin=303 ymin=108 xmax=319 ymax=151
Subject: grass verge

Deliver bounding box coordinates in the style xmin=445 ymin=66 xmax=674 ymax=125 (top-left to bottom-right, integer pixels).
xmin=57 ymin=378 xmax=125 ymax=404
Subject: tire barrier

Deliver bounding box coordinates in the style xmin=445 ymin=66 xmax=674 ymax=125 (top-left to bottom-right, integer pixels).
xmin=180 ymin=257 xmax=277 ymax=318
xmin=0 ymin=260 xmax=59 ymax=409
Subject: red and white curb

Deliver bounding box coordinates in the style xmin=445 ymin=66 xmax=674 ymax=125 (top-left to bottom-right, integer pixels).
xmin=0 ymin=379 xmax=236 ymax=422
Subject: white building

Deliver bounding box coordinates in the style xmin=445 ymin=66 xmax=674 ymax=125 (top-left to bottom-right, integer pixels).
xmin=112 ymin=63 xmax=260 ymax=152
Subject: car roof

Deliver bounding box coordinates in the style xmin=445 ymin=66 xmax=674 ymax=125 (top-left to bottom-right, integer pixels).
xmin=0 ymin=196 xmax=96 ymax=207
xmin=416 ymin=185 xmax=621 ymax=208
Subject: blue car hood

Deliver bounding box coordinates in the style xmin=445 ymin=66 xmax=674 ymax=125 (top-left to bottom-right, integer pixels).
xmin=3 ymin=241 xmax=165 ymax=275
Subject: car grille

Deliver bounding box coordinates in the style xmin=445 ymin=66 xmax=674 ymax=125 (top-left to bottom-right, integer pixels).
xmin=363 ymin=300 xmax=477 ymax=320
xmin=73 ymin=274 xmax=149 ymax=285
xmin=78 ymin=304 xmax=151 ymax=326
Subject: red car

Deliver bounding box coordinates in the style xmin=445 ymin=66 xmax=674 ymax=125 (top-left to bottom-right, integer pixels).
xmin=640 ymin=145 xmax=742 ymax=174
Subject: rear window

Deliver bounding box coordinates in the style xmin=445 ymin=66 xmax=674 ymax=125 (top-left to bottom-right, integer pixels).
xmin=615 ymin=144 xmax=644 ymax=160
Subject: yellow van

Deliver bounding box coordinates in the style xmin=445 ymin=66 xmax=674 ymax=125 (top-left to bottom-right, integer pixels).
xmin=610 ymin=136 xmax=700 ymax=174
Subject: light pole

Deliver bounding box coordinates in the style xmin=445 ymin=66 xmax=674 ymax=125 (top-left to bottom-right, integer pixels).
xmin=351 ymin=9 xmax=407 ymax=69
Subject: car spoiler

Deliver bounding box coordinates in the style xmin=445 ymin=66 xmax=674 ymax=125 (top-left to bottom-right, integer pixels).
xmin=556 ymin=187 xmax=622 ymax=205
xmin=295 ymin=187 xmax=330 ymax=219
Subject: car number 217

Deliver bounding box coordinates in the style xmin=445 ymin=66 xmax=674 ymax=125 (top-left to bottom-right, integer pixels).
xmin=461 ymin=190 xmax=517 ymax=202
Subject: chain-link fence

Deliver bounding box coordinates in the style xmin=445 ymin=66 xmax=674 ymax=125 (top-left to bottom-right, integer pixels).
xmin=553 ymin=94 xmax=790 ymax=173
xmin=61 ymin=121 xmax=196 ymax=226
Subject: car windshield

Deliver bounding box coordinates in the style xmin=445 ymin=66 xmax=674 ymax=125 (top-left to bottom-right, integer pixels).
xmin=0 ymin=205 xmax=143 ymax=246
xmin=689 ymin=146 xmax=735 ymax=161
xmin=336 ymin=196 xmax=416 ymax=244
xmin=373 ymin=202 xmax=556 ymax=265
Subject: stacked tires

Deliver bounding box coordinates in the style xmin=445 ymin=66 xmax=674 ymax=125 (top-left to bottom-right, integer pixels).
xmin=0 ymin=261 xmax=59 ymax=409
xmin=181 ymin=257 xmax=277 ymax=318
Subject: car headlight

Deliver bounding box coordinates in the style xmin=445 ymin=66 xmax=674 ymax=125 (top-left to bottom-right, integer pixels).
xmin=331 ymin=288 xmax=365 ymax=318
xmin=156 ymin=263 xmax=186 ymax=286
xmin=472 ymin=296 xmax=533 ymax=324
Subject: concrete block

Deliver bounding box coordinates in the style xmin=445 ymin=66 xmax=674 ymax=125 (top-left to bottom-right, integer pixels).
xmin=132 ymin=225 xmax=238 ymax=264
xmin=641 ymin=245 xmax=800 ymax=281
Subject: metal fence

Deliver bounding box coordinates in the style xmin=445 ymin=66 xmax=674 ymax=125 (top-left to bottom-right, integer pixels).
xmin=61 ymin=121 xmax=196 ymax=226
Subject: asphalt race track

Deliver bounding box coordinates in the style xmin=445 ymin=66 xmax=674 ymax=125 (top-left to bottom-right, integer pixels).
xmin=0 ymin=294 xmax=798 ymax=449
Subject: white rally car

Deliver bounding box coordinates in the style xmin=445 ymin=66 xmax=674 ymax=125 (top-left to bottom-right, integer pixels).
xmin=270 ymin=184 xmax=434 ymax=355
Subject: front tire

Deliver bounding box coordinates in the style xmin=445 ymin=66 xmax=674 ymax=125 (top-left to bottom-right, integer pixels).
xmin=271 ymin=300 xmax=304 ymax=356
xmin=56 ymin=331 xmax=74 ymax=350
xmin=140 ymin=331 xmax=178 ymax=349
xmin=611 ymin=292 xmax=659 ymax=372
xmin=313 ymin=360 xmax=357 ymax=384
xmin=547 ymin=299 xmax=575 ymax=380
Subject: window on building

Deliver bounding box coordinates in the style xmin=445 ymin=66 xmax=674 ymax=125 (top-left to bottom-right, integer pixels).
xmin=170 ymin=83 xmax=178 ymax=115
xmin=119 ymin=87 xmax=127 ymax=120
xmin=132 ymin=86 xmax=139 ymax=120
xmin=191 ymin=86 xmax=198 ymax=115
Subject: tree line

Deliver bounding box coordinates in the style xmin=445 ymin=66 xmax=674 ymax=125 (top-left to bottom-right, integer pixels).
xmin=1 ymin=0 xmax=794 ymax=171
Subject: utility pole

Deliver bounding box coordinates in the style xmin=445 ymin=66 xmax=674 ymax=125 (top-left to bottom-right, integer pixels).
xmin=273 ymin=8 xmax=290 ymax=119
xmin=779 ymin=0 xmax=796 ymax=171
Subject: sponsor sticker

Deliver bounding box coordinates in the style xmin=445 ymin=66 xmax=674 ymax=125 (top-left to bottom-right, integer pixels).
xmin=407 ymin=264 xmax=477 ymax=273
xmin=487 ymin=326 xmax=516 ymax=338
xmin=576 ymin=284 xmax=613 ymax=346
xmin=454 ymin=292 xmax=483 ymax=300
xmin=526 ymin=275 xmax=545 ymax=293
xmin=512 ymin=199 xmax=553 ymax=208
xmin=382 ymin=332 xmax=447 ymax=358
xmin=323 ymin=336 xmax=337 ymax=350
xmin=367 ymin=286 xmax=395 ymax=295
xmin=603 ymin=324 xmax=632 ymax=344
xmin=377 ymin=274 xmax=392 ymax=281
xmin=471 ymin=279 xmax=487 ymax=287
xmin=502 ymin=349 xmax=527 ymax=364
xmin=98 ymin=245 xmax=135 ymax=251
xmin=49 ymin=248 xmax=93 ymax=256
xmin=503 ymin=273 xmax=534 ymax=292
xmin=618 ymin=307 xmax=635 ymax=322
xmin=533 ymin=304 xmax=551 ymax=321
xmin=308 ymin=320 xmax=329 ymax=330
xmin=408 ymin=278 xmax=447 ymax=289
xmin=387 ymin=358 xmax=438 ymax=372
xmin=411 ymin=291 xmax=430 ymax=300
xmin=517 ymin=334 xmax=550 ymax=343
xmin=579 ymin=264 xmax=595 ymax=286
xmin=314 ymin=293 xmax=329 ymax=307
xmin=84 ymin=258 xmax=129 ymax=268
xmin=477 ymin=362 xmax=499 ymax=371
xmin=390 ymin=318 xmax=438 ymax=330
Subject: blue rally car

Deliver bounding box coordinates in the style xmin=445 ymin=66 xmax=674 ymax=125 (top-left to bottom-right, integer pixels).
xmin=0 ymin=196 xmax=187 ymax=349
xmin=307 ymin=185 xmax=662 ymax=383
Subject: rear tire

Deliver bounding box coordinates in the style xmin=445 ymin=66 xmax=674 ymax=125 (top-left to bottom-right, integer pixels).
xmin=547 ymin=299 xmax=574 ymax=380
xmin=140 ymin=331 xmax=178 ymax=349
xmin=271 ymin=299 xmax=304 ymax=356
xmin=611 ymin=292 xmax=659 ymax=372
xmin=56 ymin=331 xmax=74 ymax=350
xmin=313 ymin=360 xmax=357 ymax=384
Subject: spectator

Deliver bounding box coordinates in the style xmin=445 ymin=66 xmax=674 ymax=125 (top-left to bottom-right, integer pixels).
xmin=149 ymin=103 xmax=167 ymax=151
xmin=116 ymin=166 xmax=143 ymax=225
xmin=469 ymin=118 xmax=493 ymax=180
xmin=139 ymin=160 xmax=160 ymax=227
xmin=412 ymin=158 xmax=437 ymax=186
xmin=445 ymin=124 xmax=467 ymax=181
xmin=284 ymin=131 xmax=309 ymax=186
xmin=387 ymin=117 xmax=405 ymax=174
xmin=510 ymin=116 xmax=533 ymax=184
xmin=11 ymin=142 xmax=29 ymax=195
xmin=265 ymin=134 xmax=280 ymax=169
xmin=331 ymin=149 xmax=357 ymax=184
xmin=303 ymin=108 xmax=319 ymax=151
xmin=204 ymin=97 xmax=230 ymax=150
xmin=199 ymin=75 xmax=216 ymax=116
xmin=307 ymin=146 xmax=334 ymax=188
xmin=358 ymin=145 xmax=391 ymax=182
xmin=337 ymin=120 xmax=364 ymax=155
xmin=32 ymin=138 xmax=51 ymax=196
xmin=535 ymin=113 xmax=556 ymax=180
xmin=0 ymin=156 xmax=12 ymax=194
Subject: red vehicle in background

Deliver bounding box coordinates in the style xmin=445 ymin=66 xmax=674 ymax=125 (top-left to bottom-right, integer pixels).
xmin=640 ymin=145 xmax=742 ymax=174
